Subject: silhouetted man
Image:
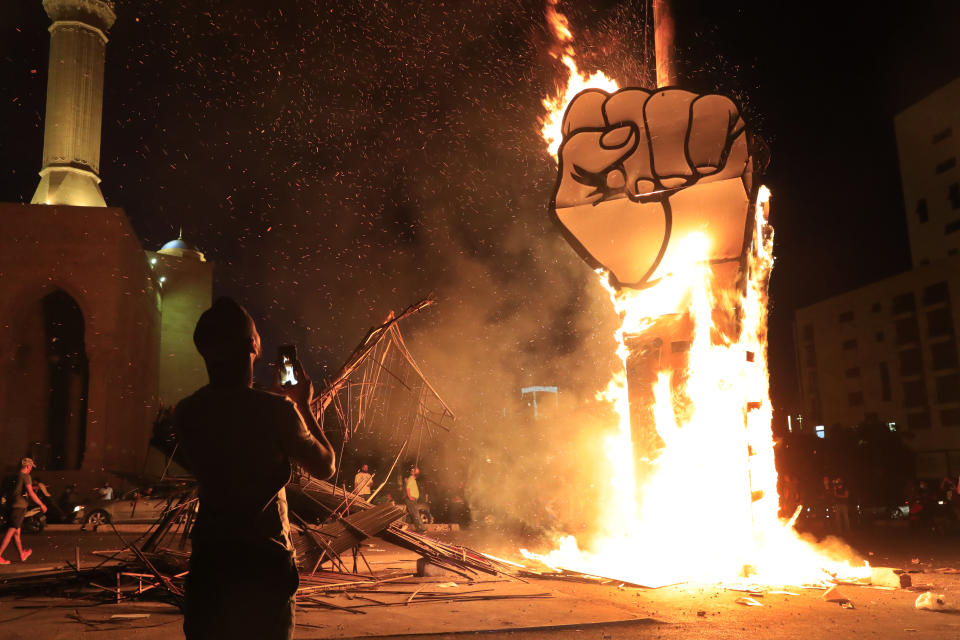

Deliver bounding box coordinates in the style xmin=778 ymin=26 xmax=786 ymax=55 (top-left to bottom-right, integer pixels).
xmin=176 ymin=297 xmax=335 ymax=640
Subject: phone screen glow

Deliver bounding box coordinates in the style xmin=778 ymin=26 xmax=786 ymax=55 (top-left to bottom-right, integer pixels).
xmin=281 ymin=357 xmax=298 ymax=385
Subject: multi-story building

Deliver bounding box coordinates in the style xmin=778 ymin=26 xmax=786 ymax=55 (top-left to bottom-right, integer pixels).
xmin=795 ymin=260 xmax=960 ymax=475
xmin=895 ymin=78 xmax=960 ymax=266
xmin=795 ymin=78 xmax=960 ymax=477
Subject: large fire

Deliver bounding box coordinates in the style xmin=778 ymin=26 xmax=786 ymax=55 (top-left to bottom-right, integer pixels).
xmin=540 ymin=0 xmax=617 ymax=158
xmin=528 ymin=6 xmax=867 ymax=587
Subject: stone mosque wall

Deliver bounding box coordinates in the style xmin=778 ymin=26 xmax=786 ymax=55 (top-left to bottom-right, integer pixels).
xmin=0 ymin=202 xmax=160 ymax=473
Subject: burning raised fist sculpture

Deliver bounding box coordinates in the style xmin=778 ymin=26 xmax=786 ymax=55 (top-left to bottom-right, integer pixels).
xmin=550 ymin=88 xmax=756 ymax=290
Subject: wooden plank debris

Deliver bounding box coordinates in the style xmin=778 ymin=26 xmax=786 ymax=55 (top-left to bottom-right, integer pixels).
xmin=291 ymin=474 xmax=519 ymax=580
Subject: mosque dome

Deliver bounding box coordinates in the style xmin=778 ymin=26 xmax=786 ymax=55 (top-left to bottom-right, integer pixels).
xmin=157 ymin=230 xmax=205 ymax=261
xmin=160 ymin=238 xmax=192 ymax=251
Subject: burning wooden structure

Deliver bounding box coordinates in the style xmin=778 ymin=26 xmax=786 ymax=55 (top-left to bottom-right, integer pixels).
xmin=531 ymin=0 xmax=873 ymax=586
xmin=549 ymin=85 xmax=764 ymax=490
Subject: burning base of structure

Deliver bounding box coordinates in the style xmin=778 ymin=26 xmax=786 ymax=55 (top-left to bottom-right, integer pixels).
xmin=522 ymin=189 xmax=870 ymax=587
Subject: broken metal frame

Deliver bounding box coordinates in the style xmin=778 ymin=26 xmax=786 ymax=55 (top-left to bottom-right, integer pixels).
xmin=287 ymin=297 xmax=459 ymax=577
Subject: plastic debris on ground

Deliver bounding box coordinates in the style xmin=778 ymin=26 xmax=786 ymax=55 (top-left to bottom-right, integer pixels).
xmin=915 ymin=592 xmax=957 ymax=611
xmin=822 ymin=585 xmax=851 ymax=603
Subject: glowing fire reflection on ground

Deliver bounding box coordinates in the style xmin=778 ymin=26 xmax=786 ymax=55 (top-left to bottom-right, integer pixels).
xmin=528 ymin=9 xmax=869 ymax=587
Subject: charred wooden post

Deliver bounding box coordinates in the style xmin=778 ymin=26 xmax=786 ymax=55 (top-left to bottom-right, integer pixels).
xmin=653 ymin=0 xmax=678 ymax=88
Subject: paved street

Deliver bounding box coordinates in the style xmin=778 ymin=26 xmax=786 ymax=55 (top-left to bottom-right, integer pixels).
xmin=0 ymin=524 xmax=168 ymax=573
xmin=2 ymin=523 xmax=960 ymax=639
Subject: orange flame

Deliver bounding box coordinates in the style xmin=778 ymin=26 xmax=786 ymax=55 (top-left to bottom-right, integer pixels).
xmin=540 ymin=1 xmax=618 ymax=160
xmin=545 ymin=0 xmax=573 ymax=44
xmin=542 ymin=57 xmax=618 ymax=160
xmin=531 ymin=2 xmax=867 ymax=586
xmin=526 ymin=191 xmax=867 ymax=585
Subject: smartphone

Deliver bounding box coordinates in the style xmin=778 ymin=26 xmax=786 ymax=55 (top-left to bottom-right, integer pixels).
xmin=278 ymin=344 xmax=298 ymax=386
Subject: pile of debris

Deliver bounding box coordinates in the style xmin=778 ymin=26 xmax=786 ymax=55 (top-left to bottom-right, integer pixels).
xmin=0 ymin=300 xmax=513 ymax=610
xmin=0 ymin=475 xmax=524 ymax=610
xmin=289 ymin=473 xmax=520 ymax=581
xmin=0 ymin=495 xmax=196 ymax=606
xmin=295 ymin=569 xmax=551 ymax=616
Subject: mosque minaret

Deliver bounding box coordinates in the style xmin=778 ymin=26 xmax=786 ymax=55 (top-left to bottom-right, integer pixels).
xmin=31 ymin=0 xmax=116 ymax=207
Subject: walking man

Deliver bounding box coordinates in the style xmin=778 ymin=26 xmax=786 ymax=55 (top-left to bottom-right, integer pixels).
xmin=404 ymin=467 xmax=426 ymax=533
xmin=59 ymin=482 xmax=80 ymax=519
xmin=176 ymin=297 xmax=336 ymax=639
xmin=0 ymin=458 xmax=47 ymax=564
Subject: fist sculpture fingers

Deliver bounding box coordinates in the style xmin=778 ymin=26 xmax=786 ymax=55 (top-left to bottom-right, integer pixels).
xmin=551 ymin=88 xmax=754 ymax=289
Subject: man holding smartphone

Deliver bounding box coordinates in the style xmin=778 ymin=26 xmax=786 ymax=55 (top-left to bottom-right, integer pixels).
xmin=176 ymin=297 xmax=336 ymax=640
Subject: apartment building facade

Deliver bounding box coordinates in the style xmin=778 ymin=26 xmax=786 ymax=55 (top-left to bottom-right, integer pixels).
xmin=795 ymin=78 xmax=960 ymax=477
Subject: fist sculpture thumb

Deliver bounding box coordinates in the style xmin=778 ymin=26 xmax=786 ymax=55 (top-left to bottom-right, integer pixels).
xmin=550 ymin=88 xmax=756 ymax=290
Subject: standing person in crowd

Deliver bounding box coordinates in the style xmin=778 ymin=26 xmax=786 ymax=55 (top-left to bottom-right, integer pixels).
xmin=909 ymin=480 xmax=929 ymax=527
xmin=59 ymin=482 xmax=80 ymax=520
xmin=833 ymin=476 xmax=851 ymax=535
xmin=940 ymin=475 xmax=957 ymax=502
xmin=404 ymin=467 xmax=426 ymax=533
xmin=176 ymin=297 xmax=336 ymax=639
xmin=0 ymin=458 xmax=46 ymax=564
xmin=32 ymin=477 xmax=63 ymax=523
xmin=354 ymin=464 xmax=373 ymax=499
xmin=778 ymin=474 xmax=800 ymax=517
xmin=944 ymin=475 xmax=960 ymax=521
xmin=819 ymin=476 xmax=836 ymax=533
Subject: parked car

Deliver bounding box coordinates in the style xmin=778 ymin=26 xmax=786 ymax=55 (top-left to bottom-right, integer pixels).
xmin=80 ymin=484 xmax=192 ymax=530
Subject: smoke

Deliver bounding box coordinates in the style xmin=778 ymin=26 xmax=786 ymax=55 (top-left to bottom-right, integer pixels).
xmin=0 ymin=0 xmax=835 ymax=537
xmin=237 ymin=0 xmax=635 ymax=527
xmin=401 ymin=205 xmax=623 ymax=531
xmin=0 ymin=0 xmax=665 ymax=528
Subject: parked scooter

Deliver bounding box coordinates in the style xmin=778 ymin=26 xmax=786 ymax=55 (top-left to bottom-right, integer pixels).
xmin=0 ymin=504 xmax=46 ymax=534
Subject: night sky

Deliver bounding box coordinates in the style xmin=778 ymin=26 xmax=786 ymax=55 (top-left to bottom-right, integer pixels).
xmin=3 ymin=0 xmax=960 ymax=432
